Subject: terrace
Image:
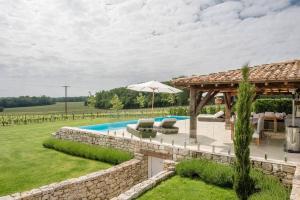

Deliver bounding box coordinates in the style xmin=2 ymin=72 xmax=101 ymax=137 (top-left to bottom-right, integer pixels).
xmin=82 ymin=119 xmax=300 ymax=163
xmin=80 ymin=59 xmax=300 ymax=164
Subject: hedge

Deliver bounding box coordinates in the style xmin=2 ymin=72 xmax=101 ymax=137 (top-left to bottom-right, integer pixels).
xmin=43 ymin=138 xmax=133 ymax=165
xmin=252 ymin=99 xmax=292 ymax=114
xmin=169 ymin=105 xmax=225 ymax=116
xmin=176 ymin=159 xmax=290 ymax=200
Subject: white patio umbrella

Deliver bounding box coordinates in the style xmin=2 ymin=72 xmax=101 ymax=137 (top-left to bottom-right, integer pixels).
xmin=127 ymin=80 xmax=182 ymax=110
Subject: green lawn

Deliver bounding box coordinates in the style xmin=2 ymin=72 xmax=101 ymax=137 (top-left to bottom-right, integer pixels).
xmin=138 ymin=176 xmax=237 ymax=200
xmin=0 ymin=118 xmax=126 ymax=196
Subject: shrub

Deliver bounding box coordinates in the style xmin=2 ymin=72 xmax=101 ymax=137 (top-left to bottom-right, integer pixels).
xmin=249 ymin=170 xmax=290 ymax=200
xmin=0 ymin=107 xmax=3 ymax=112
xmin=169 ymin=107 xmax=188 ymax=116
xmin=176 ymin=159 xmax=234 ymax=188
xmin=252 ymin=99 xmax=292 ymax=114
xmin=176 ymin=159 xmax=290 ymax=200
xmin=43 ymin=138 xmax=133 ymax=165
xmin=200 ymin=105 xmax=225 ymax=114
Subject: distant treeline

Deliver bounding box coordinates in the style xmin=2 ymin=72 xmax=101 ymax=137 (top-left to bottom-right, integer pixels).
xmin=94 ymin=85 xmax=189 ymax=109
xmin=0 ymin=96 xmax=55 ymax=108
xmin=0 ymin=96 xmax=87 ymax=109
xmin=53 ymin=96 xmax=87 ymax=102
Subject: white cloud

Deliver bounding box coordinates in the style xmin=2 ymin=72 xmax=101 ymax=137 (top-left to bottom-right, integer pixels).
xmin=0 ymin=0 xmax=299 ymax=96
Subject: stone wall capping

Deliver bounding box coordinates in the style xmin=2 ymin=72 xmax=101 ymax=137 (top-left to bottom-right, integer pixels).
xmin=0 ymin=195 xmax=15 ymax=200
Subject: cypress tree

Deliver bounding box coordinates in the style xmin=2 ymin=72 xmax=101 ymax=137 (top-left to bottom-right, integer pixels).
xmin=233 ymin=66 xmax=255 ymax=200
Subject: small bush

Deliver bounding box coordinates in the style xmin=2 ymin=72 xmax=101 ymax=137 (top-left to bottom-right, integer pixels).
xmin=176 ymin=159 xmax=290 ymax=200
xmin=200 ymin=105 xmax=225 ymax=114
xmin=43 ymin=138 xmax=133 ymax=165
xmin=169 ymin=107 xmax=188 ymax=116
xmin=249 ymin=170 xmax=290 ymax=200
xmin=176 ymin=159 xmax=234 ymax=188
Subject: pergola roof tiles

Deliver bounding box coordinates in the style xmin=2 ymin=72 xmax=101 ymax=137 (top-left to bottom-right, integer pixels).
xmin=173 ymin=59 xmax=300 ymax=86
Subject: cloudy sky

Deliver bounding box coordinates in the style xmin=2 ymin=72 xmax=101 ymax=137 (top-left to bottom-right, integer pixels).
xmin=0 ymin=0 xmax=300 ymax=97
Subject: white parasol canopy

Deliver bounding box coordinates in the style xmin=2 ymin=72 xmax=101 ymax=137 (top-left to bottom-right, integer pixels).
xmin=127 ymin=80 xmax=182 ymax=109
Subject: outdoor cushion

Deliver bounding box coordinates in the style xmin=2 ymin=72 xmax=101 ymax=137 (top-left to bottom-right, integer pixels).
xmin=136 ymin=119 xmax=155 ymax=129
xmin=155 ymin=118 xmax=177 ymax=128
xmin=213 ymin=111 xmax=224 ymax=118
xmin=265 ymin=112 xmax=275 ymax=118
xmin=198 ymin=114 xmax=225 ymax=122
xmin=275 ymin=112 xmax=284 ymax=119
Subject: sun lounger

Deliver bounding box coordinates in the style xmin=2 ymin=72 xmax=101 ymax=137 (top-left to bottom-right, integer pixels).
xmin=154 ymin=118 xmax=179 ymax=134
xmin=198 ymin=111 xmax=225 ymax=122
xmin=126 ymin=119 xmax=157 ymax=138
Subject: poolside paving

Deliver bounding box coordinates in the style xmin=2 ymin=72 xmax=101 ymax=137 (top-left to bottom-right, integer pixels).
xmin=111 ymin=119 xmax=300 ymax=164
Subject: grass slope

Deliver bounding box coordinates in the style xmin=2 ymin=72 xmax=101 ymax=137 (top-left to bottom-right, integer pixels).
xmin=138 ymin=176 xmax=237 ymax=200
xmin=0 ymin=118 xmax=123 ymax=196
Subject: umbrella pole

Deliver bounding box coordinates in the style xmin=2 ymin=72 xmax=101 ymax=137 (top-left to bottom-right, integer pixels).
xmin=152 ymin=90 xmax=154 ymax=110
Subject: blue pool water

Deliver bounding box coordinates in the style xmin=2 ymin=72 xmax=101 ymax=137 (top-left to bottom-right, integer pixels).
xmin=80 ymin=116 xmax=189 ymax=132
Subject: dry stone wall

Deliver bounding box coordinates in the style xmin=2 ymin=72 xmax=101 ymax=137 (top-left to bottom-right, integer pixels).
xmin=112 ymin=160 xmax=176 ymax=200
xmin=0 ymin=153 xmax=147 ymax=200
xmin=54 ymin=127 xmax=297 ymax=188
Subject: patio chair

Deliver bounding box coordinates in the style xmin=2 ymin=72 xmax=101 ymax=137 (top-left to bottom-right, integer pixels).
xmin=126 ymin=119 xmax=157 ymax=138
xmin=252 ymin=116 xmax=264 ymax=145
xmin=198 ymin=111 xmax=225 ymax=122
xmin=154 ymin=118 xmax=179 ymax=134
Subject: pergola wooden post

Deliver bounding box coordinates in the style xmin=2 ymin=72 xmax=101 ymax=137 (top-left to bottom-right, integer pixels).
xmin=189 ymin=87 xmax=219 ymax=141
xmin=223 ymin=92 xmax=233 ymax=129
xmin=189 ymin=87 xmax=199 ymax=140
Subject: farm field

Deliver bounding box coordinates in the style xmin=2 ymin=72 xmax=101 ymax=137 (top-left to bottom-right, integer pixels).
xmin=0 ymin=102 xmax=172 ymax=126
xmin=0 ymin=118 xmax=130 ymax=196
xmin=2 ymin=102 xmax=97 ymax=114
xmin=2 ymin=102 xmax=172 ymax=114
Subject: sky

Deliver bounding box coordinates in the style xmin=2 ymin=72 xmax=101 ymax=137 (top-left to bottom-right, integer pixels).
xmin=0 ymin=0 xmax=300 ymax=97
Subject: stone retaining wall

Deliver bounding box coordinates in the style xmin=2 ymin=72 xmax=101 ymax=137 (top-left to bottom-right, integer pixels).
xmin=291 ymin=164 xmax=300 ymax=200
xmin=0 ymin=153 xmax=147 ymax=200
xmin=112 ymin=160 xmax=176 ymax=200
xmin=55 ymin=127 xmax=297 ymax=188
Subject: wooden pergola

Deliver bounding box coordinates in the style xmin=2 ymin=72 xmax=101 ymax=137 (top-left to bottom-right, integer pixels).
xmin=173 ymin=59 xmax=300 ymax=142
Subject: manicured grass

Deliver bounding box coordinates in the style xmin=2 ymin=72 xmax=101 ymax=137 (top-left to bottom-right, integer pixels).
xmin=0 ymin=118 xmax=128 ymax=196
xmin=175 ymin=159 xmax=290 ymax=200
xmin=43 ymin=138 xmax=133 ymax=165
xmin=138 ymin=176 xmax=237 ymax=200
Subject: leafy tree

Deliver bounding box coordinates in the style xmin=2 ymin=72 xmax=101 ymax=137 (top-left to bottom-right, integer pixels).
xmin=234 ymin=66 xmax=255 ymax=200
xmin=162 ymin=94 xmax=176 ymax=106
xmin=87 ymin=94 xmax=96 ymax=108
xmin=93 ymin=81 xmax=189 ymax=109
xmin=136 ymin=93 xmax=146 ymax=108
xmin=110 ymin=94 xmax=124 ymax=111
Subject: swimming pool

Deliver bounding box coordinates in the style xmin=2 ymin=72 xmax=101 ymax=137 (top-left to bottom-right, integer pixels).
xmin=80 ymin=116 xmax=189 ymax=132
